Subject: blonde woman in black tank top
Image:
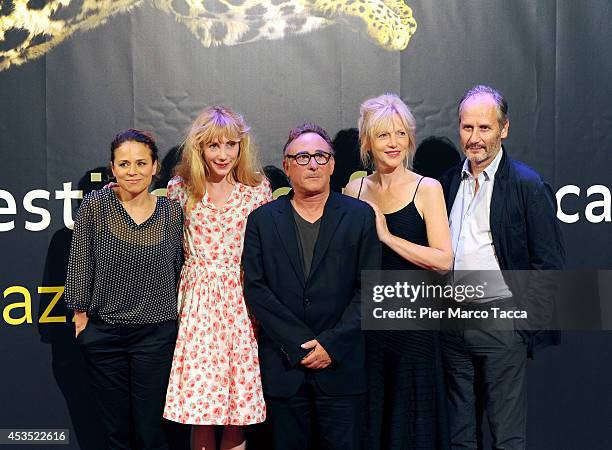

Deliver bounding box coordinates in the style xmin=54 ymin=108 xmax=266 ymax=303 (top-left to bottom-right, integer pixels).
xmin=344 ymin=94 xmax=453 ymax=450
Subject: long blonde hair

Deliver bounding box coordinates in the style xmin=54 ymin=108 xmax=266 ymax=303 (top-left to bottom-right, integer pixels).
xmin=176 ymin=105 xmax=262 ymax=210
xmin=358 ymin=93 xmax=417 ymax=169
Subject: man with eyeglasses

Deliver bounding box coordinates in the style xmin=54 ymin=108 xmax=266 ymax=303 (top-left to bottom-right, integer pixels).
xmin=243 ymin=123 xmax=380 ymax=449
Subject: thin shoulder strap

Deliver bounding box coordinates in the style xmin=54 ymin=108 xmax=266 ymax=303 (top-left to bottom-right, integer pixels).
xmin=357 ymin=176 xmax=365 ymax=199
xmin=412 ymin=176 xmax=425 ymax=202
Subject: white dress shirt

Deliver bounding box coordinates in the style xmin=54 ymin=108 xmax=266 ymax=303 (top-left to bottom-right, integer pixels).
xmin=449 ymin=149 xmax=512 ymax=303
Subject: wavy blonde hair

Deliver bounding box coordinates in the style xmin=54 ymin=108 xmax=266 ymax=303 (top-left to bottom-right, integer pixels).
xmin=358 ymin=93 xmax=417 ymax=169
xmin=176 ymin=105 xmax=262 ymax=210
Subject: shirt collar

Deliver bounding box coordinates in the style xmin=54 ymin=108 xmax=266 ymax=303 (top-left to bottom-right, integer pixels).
xmin=461 ymin=147 xmax=504 ymax=181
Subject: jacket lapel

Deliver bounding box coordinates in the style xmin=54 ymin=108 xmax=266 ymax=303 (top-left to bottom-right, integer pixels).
xmin=271 ymin=196 xmax=305 ymax=287
xmin=490 ymin=148 xmax=509 ymax=266
xmin=307 ymin=192 xmax=345 ymax=282
xmin=445 ymin=168 xmax=462 ymax=216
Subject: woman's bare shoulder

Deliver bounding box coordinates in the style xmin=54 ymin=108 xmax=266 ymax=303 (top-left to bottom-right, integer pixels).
xmin=344 ymin=175 xmax=369 ymax=198
xmin=414 ymin=176 xmax=442 ymax=193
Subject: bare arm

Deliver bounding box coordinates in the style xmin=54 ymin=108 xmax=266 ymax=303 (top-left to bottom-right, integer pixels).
xmin=343 ymin=177 xmax=365 ymax=199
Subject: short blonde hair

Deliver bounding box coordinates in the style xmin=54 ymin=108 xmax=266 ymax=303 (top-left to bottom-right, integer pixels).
xmin=176 ymin=105 xmax=262 ymax=210
xmin=358 ymin=93 xmax=417 ymax=168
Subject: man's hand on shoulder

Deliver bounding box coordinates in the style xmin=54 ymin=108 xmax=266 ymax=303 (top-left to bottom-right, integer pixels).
xmin=300 ymin=339 xmax=332 ymax=370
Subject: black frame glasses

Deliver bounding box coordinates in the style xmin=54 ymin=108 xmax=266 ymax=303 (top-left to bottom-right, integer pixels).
xmin=285 ymin=151 xmax=333 ymax=166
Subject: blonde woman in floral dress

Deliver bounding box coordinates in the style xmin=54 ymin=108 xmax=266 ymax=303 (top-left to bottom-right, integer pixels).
xmin=163 ymin=106 xmax=271 ymax=450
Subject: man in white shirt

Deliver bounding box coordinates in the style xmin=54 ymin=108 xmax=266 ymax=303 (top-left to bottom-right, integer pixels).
xmin=439 ymin=85 xmax=565 ymax=449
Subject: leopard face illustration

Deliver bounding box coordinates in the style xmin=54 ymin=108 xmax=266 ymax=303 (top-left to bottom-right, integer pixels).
xmin=0 ymin=0 xmax=417 ymax=71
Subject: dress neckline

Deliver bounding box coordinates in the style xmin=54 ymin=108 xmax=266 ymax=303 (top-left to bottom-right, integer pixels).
xmin=383 ymin=200 xmax=418 ymax=216
xmin=358 ymin=175 xmax=425 ymax=218
xmin=202 ymin=182 xmax=243 ymax=212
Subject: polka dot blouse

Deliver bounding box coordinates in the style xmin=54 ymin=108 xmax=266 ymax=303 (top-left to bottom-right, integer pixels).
xmin=65 ymin=188 xmax=184 ymax=325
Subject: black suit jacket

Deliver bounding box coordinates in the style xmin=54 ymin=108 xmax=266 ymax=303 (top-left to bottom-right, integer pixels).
xmin=243 ymin=191 xmax=380 ymax=397
xmin=439 ymin=149 xmax=565 ymax=357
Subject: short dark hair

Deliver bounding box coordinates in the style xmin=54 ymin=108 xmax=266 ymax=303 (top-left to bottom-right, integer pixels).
xmin=110 ymin=128 xmax=159 ymax=163
xmin=282 ymin=123 xmax=334 ymax=154
xmin=458 ymin=85 xmax=508 ymax=128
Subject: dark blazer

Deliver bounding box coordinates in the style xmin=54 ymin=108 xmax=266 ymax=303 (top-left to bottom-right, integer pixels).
xmin=243 ymin=191 xmax=381 ymax=397
xmin=439 ymin=148 xmax=565 ymax=357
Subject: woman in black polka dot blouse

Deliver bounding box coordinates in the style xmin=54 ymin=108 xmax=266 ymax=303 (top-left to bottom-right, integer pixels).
xmin=65 ymin=129 xmax=184 ymax=450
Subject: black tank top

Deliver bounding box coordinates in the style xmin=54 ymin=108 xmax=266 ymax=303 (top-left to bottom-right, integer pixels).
xmin=357 ymin=176 xmax=428 ymax=270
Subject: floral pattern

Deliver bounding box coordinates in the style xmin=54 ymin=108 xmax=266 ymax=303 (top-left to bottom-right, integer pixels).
xmin=163 ymin=176 xmax=271 ymax=425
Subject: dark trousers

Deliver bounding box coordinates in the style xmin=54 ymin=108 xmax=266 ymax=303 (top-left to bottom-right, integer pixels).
xmin=78 ymin=320 xmax=177 ymax=450
xmin=440 ymin=329 xmax=527 ymax=450
xmin=265 ymin=374 xmax=364 ymax=450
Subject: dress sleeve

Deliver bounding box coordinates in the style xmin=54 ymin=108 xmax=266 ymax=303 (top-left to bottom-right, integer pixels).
xmin=169 ymin=201 xmax=185 ymax=282
xmin=64 ymin=194 xmax=96 ymax=311
xmin=167 ymin=176 xmax=188 ymax=210
xmin=257 ymin=177 xmax=273 ymax=207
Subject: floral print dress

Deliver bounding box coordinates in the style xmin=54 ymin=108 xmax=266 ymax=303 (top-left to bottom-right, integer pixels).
xmin=163 ymin=176 xmax=271 ymax=425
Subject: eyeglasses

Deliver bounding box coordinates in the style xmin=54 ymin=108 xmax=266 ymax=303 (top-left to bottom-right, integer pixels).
xmin=285 ymin=151 xmax=333 ymax=166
